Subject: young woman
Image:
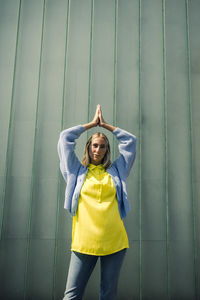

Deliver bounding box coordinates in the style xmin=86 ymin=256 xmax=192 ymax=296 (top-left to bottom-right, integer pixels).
xmin=57 ymin=105 xmax=137 ymax=300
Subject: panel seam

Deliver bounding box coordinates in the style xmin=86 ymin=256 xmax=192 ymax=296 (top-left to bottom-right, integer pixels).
xmin=185 ymin=1 xmax=198 ymax=299
xmin=87 ymin=0 xmax=94 ymax=140
xmin=162 ymin=0 xmax=170 ymax=299
xmin=138 ymin=0 xmax=142 ymax=299
xmin=113 ymin=0 xmax=118 ymax=157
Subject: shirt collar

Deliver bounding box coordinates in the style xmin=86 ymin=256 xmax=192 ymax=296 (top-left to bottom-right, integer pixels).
xmin=88 ymin=163 xmax=104 ymax=170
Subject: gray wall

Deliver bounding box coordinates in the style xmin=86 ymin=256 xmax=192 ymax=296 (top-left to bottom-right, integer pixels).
xmin=0 ymin=0 xmax=199 ymax=299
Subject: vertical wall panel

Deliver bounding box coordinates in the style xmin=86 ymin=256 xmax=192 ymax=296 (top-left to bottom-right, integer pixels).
xmin=166 ymin=0 xmax=196 ymax=299
xmin=141 ymin=0 xmax=165 ymax=241
xmin=0 ymin=0 xmax=199 ymax=299
xmin=0 ymin=0 xmax=20 ymax=233
xmin=189 ymin=0 xmax=200 ymax=298
xmin=140 ymin=0 xmax=167 ymax=298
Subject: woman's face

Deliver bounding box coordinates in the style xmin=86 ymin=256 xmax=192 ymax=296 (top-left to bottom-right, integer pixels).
xmin=89 ymin=136 xmax=107 ymax=165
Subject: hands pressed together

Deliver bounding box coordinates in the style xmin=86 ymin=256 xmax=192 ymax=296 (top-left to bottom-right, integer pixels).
xmin=92 ymin=104 xmax=105 ymax=127
xmin=83 ymin=105 xmax=116 ymax=132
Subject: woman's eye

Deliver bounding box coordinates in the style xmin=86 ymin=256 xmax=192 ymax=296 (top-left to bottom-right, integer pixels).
xmin=92 ymin=144 xmax=105 ymax=148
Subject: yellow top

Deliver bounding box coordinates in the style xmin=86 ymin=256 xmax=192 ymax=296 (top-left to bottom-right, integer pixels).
xmin=71 ymin=164 xmax=129 ymax=255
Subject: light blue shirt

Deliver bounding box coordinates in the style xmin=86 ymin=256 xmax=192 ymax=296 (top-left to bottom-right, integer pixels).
xmin=57 ymin=125 xmax=137 ymax=219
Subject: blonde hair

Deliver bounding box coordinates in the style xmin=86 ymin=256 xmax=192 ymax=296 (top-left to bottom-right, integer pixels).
xmin=81 ymin=132 xmax=111 ymax=169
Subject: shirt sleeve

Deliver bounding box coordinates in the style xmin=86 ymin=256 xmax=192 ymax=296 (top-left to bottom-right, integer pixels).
xmin=57 ymin=125 xmax=86 ymax=181
xmin=112 ymin=127 xmax=137 ymax=178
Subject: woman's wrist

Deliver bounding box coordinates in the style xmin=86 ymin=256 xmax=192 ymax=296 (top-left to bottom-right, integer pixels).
xmin=82 ymin=121 xmax=98 ymax=130
xmin=82 ymin=121 xmax=116 ymax=132
xmin=100 ymin=122 xmax=116 ymax=132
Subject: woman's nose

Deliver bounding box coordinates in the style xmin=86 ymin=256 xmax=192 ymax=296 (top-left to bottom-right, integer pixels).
xmin=95 ymin=146 xmax=101 ymax=153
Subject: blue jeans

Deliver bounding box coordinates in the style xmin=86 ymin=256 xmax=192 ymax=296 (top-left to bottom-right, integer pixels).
xmin=63 ymin=249 xmax=127 ymax=300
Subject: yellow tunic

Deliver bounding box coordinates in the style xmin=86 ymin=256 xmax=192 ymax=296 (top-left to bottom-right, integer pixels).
xmin=71 ymin=164 xmax=129 ymax=255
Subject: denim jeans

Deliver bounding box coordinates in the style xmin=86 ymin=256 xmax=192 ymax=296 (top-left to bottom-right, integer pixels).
xmin=63 ymin=249 xmax=127 ymax=300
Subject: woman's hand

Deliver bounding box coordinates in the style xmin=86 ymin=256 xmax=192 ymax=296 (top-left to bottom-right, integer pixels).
xmin=83 ymin=104 xmax=116 ymax=131
xmin=98 ymin=105 xmax=116 ymax=132
xmin=83 ymin=105 xmax=100 ymax=130
xmin=98 ymin=105 xmax=105 ymax=127
xmin=92 ymin=104 xmax=100 ymax=126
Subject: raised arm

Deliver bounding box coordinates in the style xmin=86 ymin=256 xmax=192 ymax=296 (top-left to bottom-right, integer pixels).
xmin=57 ymin=125 xmax=85 ymax=181
xmin=96 ymin=105 xmax=137 ymax=177
xmin=58 ymin=105 xmax=102 ymax=180
xmin=112 ymin=128 xmax=137 ymax=178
